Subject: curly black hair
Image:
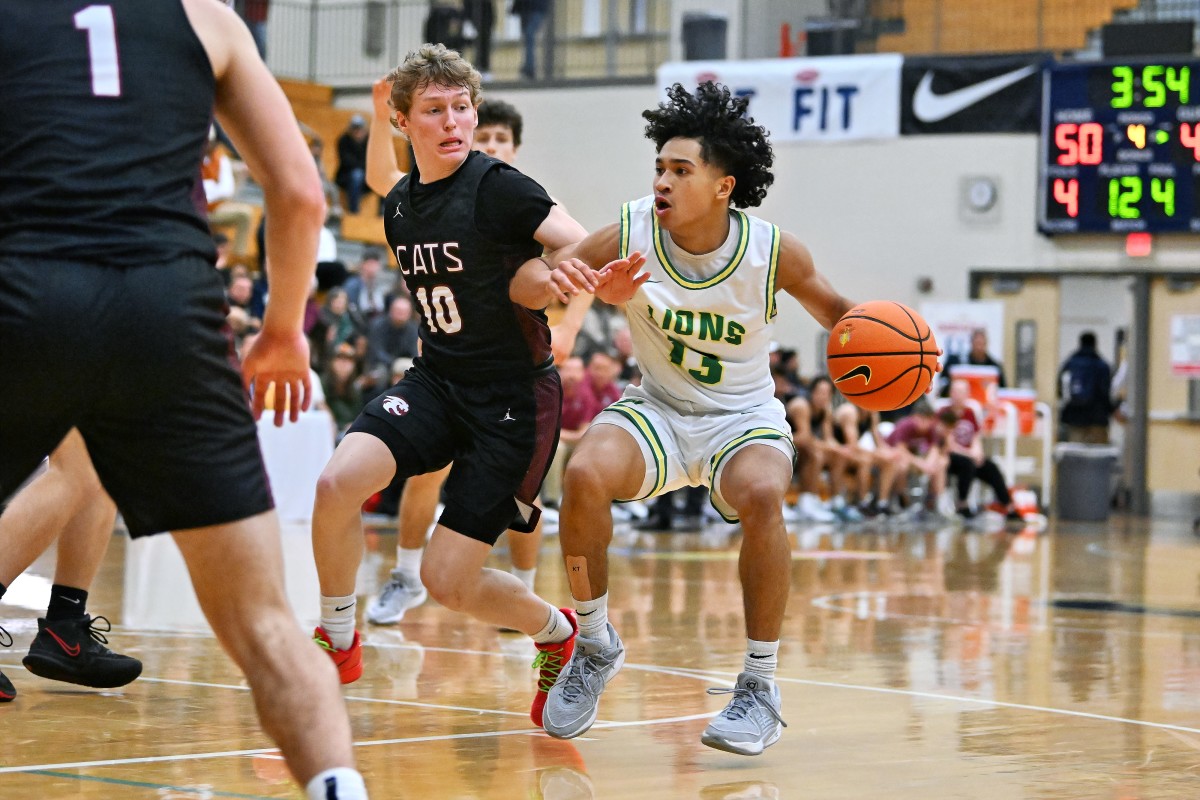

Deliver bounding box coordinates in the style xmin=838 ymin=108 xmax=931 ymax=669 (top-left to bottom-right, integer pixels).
xmin=642 ymin=82 xmax=774 ymax=208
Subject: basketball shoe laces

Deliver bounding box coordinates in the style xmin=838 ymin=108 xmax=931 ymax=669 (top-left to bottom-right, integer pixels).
xmin=549 ymin=648 xmax=610 ymax=704
xmin=79 ymin=615 xmax=117 ymax=648
xmin=706 ymin=684 xmax=788 ymax=728
xmin=532 ymin=648 xmax=569 ymax=693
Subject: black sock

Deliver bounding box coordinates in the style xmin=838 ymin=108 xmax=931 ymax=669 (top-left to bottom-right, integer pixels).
xmin=0 ymin=581 xmax=7 ymax=602
xmin=47 ymin=584 xmax=88 ymax=621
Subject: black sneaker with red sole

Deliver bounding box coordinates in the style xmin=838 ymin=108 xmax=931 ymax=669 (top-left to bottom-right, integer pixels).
xmin=22 ymin=615 xmax=142 ymax=689
xmin=1 ymin=626 xmax=15 ymax=701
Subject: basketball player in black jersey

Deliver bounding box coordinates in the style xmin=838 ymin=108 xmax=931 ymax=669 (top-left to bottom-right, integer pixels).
xmin=0 ymin=2 xmax=366 ymax=798
xmin=308 ymin=44 xmax=642 ymax=729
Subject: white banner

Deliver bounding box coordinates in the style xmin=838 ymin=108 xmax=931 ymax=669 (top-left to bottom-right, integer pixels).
xmin=657 ymin=54 xmax=902 ymax=143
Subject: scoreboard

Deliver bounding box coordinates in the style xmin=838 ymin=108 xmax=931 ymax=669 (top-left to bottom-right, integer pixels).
xmin=1039 ymin=59 xmax=1200 ymax=234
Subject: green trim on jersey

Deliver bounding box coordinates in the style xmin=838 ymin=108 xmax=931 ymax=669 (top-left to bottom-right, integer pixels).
xmin=652 ymin=210 xmax=749 ymax=290
xmin=619 ymin=202 xmax=632 ymax=260
xmin=764 ymin=224 xmax=781 ymax=323
xmin=608 ymin=399 xmax=667 ymax=501
xmin=708 ymin=428 xmax=796 ymax=522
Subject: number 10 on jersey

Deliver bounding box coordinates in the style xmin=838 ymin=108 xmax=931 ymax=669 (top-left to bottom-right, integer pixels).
xmin=414 ymin=286 xmax=462 ymax=334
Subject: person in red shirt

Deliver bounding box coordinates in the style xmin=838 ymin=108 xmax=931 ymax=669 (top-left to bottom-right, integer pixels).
xmin=943 ymin=379 xmax=1020 ymax=521
xmin=583 ymin=349 xmax=623 ymax=409
xmin=542 ymin=356 xmax=598 ymax=507
xmin=885 ymin=400 xmax=949 ymax=512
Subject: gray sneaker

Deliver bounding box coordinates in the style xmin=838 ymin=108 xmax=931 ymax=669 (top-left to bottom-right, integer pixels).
xmin=366 ymin=570 xmax=428 ymax=625
xmin=542 ymin=623 xmax=625 ymax=739
xmin=700 ymin=672 xmax=787 ymax=756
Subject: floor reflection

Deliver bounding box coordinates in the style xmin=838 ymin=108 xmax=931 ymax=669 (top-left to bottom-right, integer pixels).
xmin=2 ymin=512 xmax=1200 ymax=798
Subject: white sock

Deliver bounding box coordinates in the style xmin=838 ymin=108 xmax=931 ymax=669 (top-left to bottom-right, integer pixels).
xmin=395 ymin=546 xmax=423 ymax=580
xmin=575 ymin=593 xmax=610 ymax=646
xmin=531 ymin=605 xmax=573 ymax=645
xmin=744 ymin=638 xmax=779 ymax=681
xmin=319 ymin=594 xmax=357 ymax=651
xmin=306 ymin=767 xmax=368 ymax=800
xmin=511 ymin=566 xmax=537 ymax=592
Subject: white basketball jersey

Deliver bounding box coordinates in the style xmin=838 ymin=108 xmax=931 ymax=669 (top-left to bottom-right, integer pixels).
xmin=618 ymin=195 xmax=781 ymax=414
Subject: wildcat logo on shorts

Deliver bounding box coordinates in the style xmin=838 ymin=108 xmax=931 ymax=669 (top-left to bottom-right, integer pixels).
xmin=382 ymin=396 xmax=409 ymax=416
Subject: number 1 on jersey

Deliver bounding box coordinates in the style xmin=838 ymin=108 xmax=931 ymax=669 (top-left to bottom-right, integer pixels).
xmin=75 ymin=5 xmax=121 ymax=97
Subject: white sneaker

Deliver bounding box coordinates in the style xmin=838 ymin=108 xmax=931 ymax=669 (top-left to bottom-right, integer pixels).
xmin=700 ymin=672 xmax=787 ymax=756
xmin=798 ymin=493 xmax=835 ymax=523
xmin=365 ymin=570 xmax=427 ymax=625
xmin=542 ymin=624 xmax=625 ymax=739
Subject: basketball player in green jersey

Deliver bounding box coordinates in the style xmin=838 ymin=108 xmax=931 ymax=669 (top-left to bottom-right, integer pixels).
xmin=541 ymin=82 xmax=856 ymax=754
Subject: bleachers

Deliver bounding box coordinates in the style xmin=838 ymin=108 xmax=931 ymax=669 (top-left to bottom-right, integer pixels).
xmin=278 ymin=78 xmax=405 ymax=248
xmin=874 ymin=0 xmax=1139 ymax=53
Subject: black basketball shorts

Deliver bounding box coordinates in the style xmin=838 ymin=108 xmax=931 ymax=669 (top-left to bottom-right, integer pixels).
xmin=348 ymin=359 xmax=562 ymax=545
xmin=0 ymin=255 xmax=273 ymax=537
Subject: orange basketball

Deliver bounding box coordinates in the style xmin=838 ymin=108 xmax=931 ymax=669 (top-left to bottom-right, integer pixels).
xmin=825 ymin=301 xmax=941 ymax=412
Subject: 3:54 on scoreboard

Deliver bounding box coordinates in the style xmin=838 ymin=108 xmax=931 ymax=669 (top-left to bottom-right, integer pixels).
xmin=1039 ymin=59 xmax=1200 ymax=234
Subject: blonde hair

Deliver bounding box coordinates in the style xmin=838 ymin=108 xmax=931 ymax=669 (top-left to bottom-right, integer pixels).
xmin=387 ymin=43 xmax=482 ymax=125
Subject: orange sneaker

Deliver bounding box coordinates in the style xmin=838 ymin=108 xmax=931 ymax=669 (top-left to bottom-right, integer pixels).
xmin=313 ymin=627 xmax=363 ymax=684
xmin=530 ymin=609 xmax=577 ymax=727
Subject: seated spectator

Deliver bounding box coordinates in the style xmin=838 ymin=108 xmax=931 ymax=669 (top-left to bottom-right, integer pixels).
xmin=943 ymin=379 xmax=1022 ymax=522
xmin=310 ymin=287 xmax=366 ymax=372
xmin=343 ymin=249 xmax=394 ymax=321
xmin=335 ymin=114 xmax=370 ymax=214
xmin=808 ymin=375 xmax=861 ymax=521
xmin=321 ymin=342 xmax=366 ymax=437
xmin=782 ymin=380 xmax=834 ymax=523
xmin=303 ymin=129 xmax=344 ymax=227
xmin=584 ymin=348 xmax=624 ymax=408
xmin=772 ymin=346 xmax=804 ymax=397
xmin=202 ymin=127 xmax=255 ymax=258
xmin=227 ymin=273 xmax=255 ymax=315
xmin=834 ymin=402 xmax=905 ymax=518
xmin=885 ymin=399 xmax=949 ymax=515
xmin=942 ymin=328 xmax=1006 ymax=396
xmin=612 ymin=324 xmax=640 ymax=385
xmin=213 ymin=232 xmax=234 ymax=284
xmin=363 ymin=294 xmax=419 ymax=396
xmin=541 ymin=356 xmax=598 ymax=508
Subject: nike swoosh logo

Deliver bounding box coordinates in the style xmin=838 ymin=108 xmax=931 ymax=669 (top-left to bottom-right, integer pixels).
xmin=64 ymin=597 xmax=81 ymax=604
xmin=748 ymin=653 xmax=772 ymax=659
xmin=912 ymin=65 xmax=1038 ymax=123
xmin=47 ymin=629 xmax=81 ymax=657
xmin=577 ymin=609 xmax=598 ymax=616
xmin=334 ymin=604 xmax=354 ymax=612
xmin=835 ymin=364 xmax=872 ymax=386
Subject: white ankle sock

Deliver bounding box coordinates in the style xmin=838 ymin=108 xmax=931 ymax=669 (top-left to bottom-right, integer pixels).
xmin=395 ymin=546 xmax=423 ymax=580
xmin=319 ymin=594 xmax=357 ymax=651
xmin=511 ymin=566 xmax=537 ymax=591
xmin=744 ymin=638 xmax=779 ymax=681
xmin=306 ymin=767 xmax=368 ymax=800
xmin=531 ymin=605 xmax=572 ymax=644
xmin=574 ymin=593 xmax=609 ymax=646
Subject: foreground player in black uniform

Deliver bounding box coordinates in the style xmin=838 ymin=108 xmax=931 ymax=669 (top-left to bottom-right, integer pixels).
xmin=309 ymin=44 xmax=642 ymax=728
xmin=0 ymin=2 xmax=366 ymax=797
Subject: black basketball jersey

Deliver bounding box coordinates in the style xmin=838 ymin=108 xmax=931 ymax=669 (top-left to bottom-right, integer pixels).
xmin=383 ymin=151 xmax=553 ymax=383
xmin=0 ymin=0 xmax=216 ymax=265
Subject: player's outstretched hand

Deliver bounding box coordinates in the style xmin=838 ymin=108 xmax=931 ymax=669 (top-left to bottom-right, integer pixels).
xmin=595 ymin=251 xmax=648 ymax=305
xmin=242 ymin=329 xmax=312 ymax=427
xmin=371 ymin=77 xmax=392 ymax=122
xmin=547 ymin=258 xmax=601 ymax=304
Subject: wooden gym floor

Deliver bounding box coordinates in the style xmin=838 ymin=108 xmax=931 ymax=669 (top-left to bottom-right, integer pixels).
xmin=3 ymin=511 xmax=1200 ymax=799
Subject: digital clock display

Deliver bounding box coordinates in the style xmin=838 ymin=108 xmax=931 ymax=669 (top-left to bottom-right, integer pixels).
xmin=1038 ymin=59 xmax=1200 ymax=234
